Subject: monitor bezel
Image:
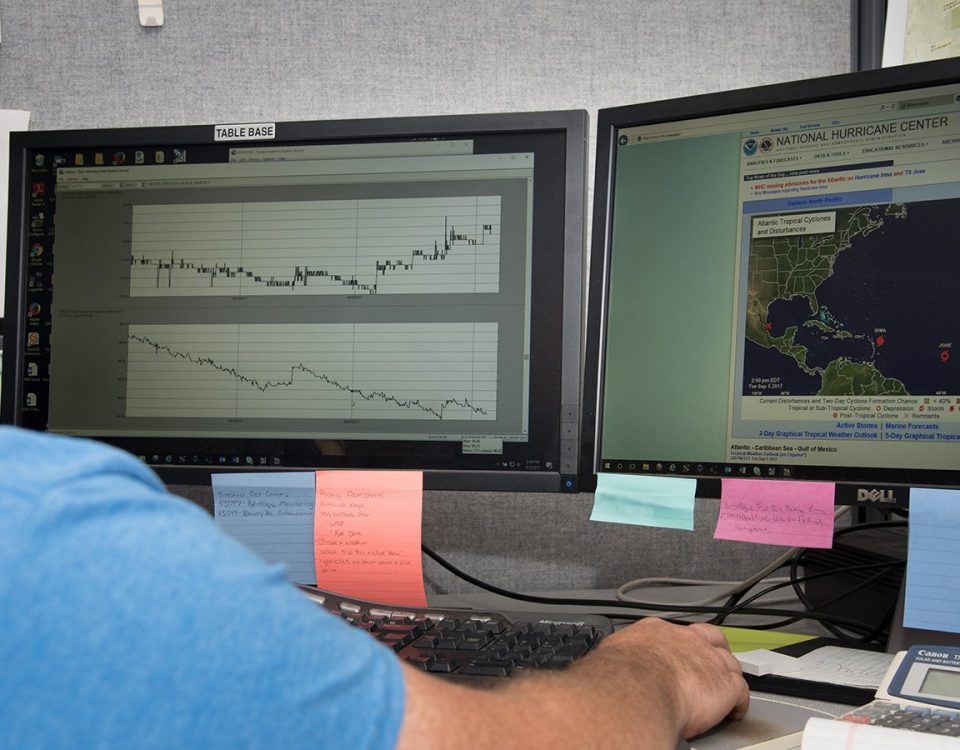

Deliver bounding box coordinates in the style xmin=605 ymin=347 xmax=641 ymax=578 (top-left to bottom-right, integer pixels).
xmin=581 ymin=59 xmax=960 ymax=504
xmin=3 ymin=109 xmax=588 ymax=491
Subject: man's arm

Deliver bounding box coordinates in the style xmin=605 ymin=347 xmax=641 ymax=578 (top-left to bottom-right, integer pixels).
xmin=396 ymin=618 xmax=748 ymax=749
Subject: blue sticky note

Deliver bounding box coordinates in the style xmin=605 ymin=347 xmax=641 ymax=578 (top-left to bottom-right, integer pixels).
xmin=590 ymin=473 xmax=696 ymax=530
xmin=212 ymin=472 xmax=316 ymax=584
xmin=905 ymin=488 xmax=960 ymax=634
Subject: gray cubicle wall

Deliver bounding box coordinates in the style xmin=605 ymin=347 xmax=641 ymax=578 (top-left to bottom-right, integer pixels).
xmin=0 ymin=0 xmax=854 ymax=593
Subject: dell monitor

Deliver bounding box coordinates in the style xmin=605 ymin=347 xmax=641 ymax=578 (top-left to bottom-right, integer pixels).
xmin=582 ymin=59 xmax=960 ymax=506
xmin=3 ymin=110 xmax=588 ymax=491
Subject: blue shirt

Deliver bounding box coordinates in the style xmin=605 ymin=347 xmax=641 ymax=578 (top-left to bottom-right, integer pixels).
xmin=0 ymin=427 xmax=405 ymax=748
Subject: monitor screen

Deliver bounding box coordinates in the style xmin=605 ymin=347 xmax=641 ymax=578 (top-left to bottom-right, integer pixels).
xmin=3 ymin=110 xmax=588 ymax=491
xmin=582 ymin=59 xmax=960 ymax=504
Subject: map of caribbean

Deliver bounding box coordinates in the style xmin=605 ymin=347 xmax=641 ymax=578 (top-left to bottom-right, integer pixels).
xmin=742 ymin=199 xmax=957 ymax=397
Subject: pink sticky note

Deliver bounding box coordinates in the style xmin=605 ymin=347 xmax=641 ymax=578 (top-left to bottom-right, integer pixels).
xmin=714 ymin=478 xmax=835 ymax=548
xmin=313 ymin=470 xmax=427 ymax=607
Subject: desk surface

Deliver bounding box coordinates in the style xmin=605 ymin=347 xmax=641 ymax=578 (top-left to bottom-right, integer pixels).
xmin=430 ymin=588 xmax=851 ymax=750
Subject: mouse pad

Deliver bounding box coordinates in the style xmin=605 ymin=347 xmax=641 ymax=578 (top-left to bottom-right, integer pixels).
xmin=687 ymin=695 xmax=835 ymax=750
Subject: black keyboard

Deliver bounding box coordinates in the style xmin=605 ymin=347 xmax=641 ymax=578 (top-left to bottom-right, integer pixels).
xmin=299 ymin=586 xmax=613 ymax=681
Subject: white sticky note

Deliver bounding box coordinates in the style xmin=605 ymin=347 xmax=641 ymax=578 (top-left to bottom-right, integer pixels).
xmin=735 ymin=649 xmax=801 ymax=677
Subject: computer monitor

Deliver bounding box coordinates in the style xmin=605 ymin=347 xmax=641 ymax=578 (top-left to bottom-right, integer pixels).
xmin=582 ymin=59 xmax=960 ymax=506
xmin=2 ymin=110 xmax=588 ymax=491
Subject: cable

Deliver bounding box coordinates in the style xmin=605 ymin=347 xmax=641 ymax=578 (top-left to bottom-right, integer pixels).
xmin=713 ymin=557 xmax=905 ymax=646
xmin=420 ymin=542 xmax=882 ymax=632
xmin=615 ymin=506 xmax=853 ymax=613
xmin=789 ymin=519 xmax=908 ymax=642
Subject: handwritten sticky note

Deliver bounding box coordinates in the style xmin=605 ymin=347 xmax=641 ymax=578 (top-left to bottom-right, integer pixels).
xmin=714 ymin=478 xmax=835 ymax=548
xmin=590 ymin=473 xmax=695 ymax=530
xmin=313 ymin=470 xmax=427 ymax=607
xmin=212 ymin=472 xmax=317 ymax=583
xmin=904 ymin=488 xmax=960 ymax=634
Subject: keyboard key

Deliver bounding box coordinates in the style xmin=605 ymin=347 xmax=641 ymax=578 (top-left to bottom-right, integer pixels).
xmin=426 ymin=655 xmax=462 ymax=673
xmin=463 ymin=660 xmax=515 ymax=677
xmin=378 ymin=632 xmax=413 ymax=652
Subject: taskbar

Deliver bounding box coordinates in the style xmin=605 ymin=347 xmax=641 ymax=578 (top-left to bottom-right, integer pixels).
xmin=598 ymin=458 xmax=790 ymax=480
xmin=597 ymin=456 xmax=960 ymax=507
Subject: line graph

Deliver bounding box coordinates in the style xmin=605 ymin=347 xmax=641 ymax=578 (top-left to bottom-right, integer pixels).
xmin=128 ymin=196 xmax=501 ymax=297
xmin=124 ymin=323 xmax=498 ymax=421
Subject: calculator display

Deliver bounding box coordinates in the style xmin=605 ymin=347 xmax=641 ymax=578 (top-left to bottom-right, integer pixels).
xmin=919 ymin=668 xmax=960 ymax=700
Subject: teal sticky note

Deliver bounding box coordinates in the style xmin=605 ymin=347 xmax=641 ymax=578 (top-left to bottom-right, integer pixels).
xmin=905 ymin=488 xmax=960 ymax=634
xmin=590 ymin=473 xmax=696 ymax=530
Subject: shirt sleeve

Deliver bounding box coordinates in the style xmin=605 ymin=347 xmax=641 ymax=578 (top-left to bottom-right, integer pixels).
xmin=0 ymin=428 xmax=406 ymax=749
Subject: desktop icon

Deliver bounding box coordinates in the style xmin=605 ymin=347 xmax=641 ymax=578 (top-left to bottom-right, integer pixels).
xmin=27 ymin=302 xmax=42 ymax=317
xmin=31 ymin=183 xmax=45 ymax=198
xmin=26 ymin=332 xmax=40 ymax=348
xmin=74 ymin=153 xmax=84 ymax=166
xmin=173 ymin=148 xmax=187 ymax=164
xmin=30 ymin=242 xmax=44 ymax=258
xmin=135 ymin=150 xmax=145 ymax=164
xmin=155 ymin=150 xmax=165 ymax=164
xmin=94 ymin=153 xmax=104 ymax=165
xmin=34 ymin=154 xmax=46 ymax=168
xmin=26 ymin=363 xmax=39 ymax=377
xmin=53 ymin=155 xmax=66 ymax=168
xmin=25 ymin=393 xmax=38 ymax=408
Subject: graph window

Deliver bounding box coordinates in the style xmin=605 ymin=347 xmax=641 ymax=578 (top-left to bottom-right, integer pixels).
xmin=4 ymin=113 xmax=587 ymax=489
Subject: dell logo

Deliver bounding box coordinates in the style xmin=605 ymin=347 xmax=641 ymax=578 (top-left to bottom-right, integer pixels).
xmin=857 ymin=488 xmax=897 ymax=503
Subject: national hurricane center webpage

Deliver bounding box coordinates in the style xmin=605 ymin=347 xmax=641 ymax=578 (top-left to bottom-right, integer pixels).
xmin=606 ymin=83 xmax=960 ymax=472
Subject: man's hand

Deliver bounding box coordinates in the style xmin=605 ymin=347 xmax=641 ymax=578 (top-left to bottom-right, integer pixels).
xmin=583 ymin=618 xmax=750 ymax=739
xmin=397 ymin=616 xmax=749 ymax=749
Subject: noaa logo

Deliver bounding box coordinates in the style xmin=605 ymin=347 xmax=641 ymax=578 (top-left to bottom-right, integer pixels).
xmin=759 ymin=137 xmax=773 ymax=154
xmin=742 ymin=138 xmax=758 ymax=156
